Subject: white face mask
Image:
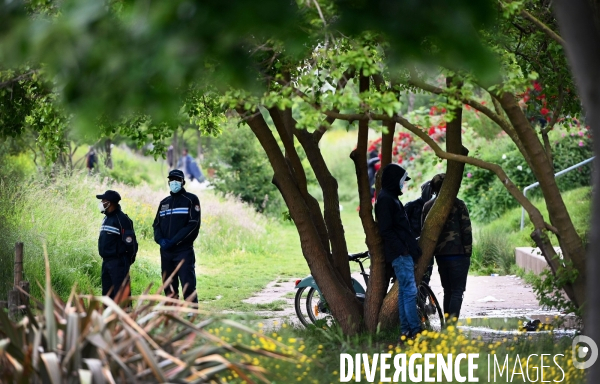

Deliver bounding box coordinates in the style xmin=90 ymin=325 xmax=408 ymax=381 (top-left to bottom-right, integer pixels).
xmin=98 ymin=201 xmax=109 ymax=213
xmin=399 ymin=172 xmax=408 ymax=191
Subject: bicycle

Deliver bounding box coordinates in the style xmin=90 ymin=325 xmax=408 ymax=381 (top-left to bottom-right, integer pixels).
xmin=293 ymin=251 xmax=445 ymax=331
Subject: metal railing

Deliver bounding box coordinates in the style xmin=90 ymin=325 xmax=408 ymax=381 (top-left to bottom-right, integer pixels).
xmin=520 ymin=156 xmax=595 ymax=230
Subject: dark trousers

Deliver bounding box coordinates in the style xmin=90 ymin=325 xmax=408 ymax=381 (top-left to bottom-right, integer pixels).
xmin=101 ymin=257 xmax=130 ymax=300
xmin=436 ymin=256 xmax=470 ymax=321
xmin=161 ymin=248 xmax=198 ymax=304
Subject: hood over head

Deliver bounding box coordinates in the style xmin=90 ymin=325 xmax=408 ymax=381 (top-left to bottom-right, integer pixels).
xmin=420 ymin=180 xmax=433 ymax=201
xmin=381 ymin=163 xmax=411 ymax=196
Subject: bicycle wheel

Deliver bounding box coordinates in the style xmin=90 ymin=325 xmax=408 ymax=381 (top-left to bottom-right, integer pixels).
xmin=306 ymin=288 xmax=332 ymax=325
xmin=417 ymin=283 xmax=444 ymax=332
xmin=294 ymin=287 xmax=312 ymax=326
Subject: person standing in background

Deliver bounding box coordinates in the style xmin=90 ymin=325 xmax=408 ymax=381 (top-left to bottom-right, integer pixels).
xmin=86 ymin=147 xmax=97 ymax=175
xmin=422 ymin=173 xmax=472 ymax=321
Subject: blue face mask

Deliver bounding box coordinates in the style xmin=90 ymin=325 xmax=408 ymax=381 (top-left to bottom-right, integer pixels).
xmin=399 ymin=181 xmax=404 ymax=191
xmin=169 ymin=180 xmax=182 ymax=193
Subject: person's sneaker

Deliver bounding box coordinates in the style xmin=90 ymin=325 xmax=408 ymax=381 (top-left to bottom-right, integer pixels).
xmin=409 ymin=329 xmax=423 ymax=341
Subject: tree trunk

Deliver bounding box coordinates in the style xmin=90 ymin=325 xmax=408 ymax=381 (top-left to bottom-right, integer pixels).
xmin=239 ymin=107 xmax=364 ymax=335
xmin=415 ymin=81 xmax=466 ymax=285
xmin=499 ymin=92 xmax=586 ymax=307
xmin=294 ymin=127 xmax=353 ymax=290
xmin=552 ymin=2 xmax=600 ymax=381
xmin=196 ymin=130 xmax=203 ymax=161
xmin=105 ymin=138 xmax=113 ymax=169
xmin=349 ymin=74 xmax=387 ymax=333
xmin=268 ymin=108 xmax=333 ymax=260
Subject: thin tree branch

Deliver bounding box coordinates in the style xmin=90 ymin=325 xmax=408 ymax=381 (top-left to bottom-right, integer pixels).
xmin=0 ymin=70 xmax=37 ymax=89
xmin=520 ymin=8 xmax=566 ymax=46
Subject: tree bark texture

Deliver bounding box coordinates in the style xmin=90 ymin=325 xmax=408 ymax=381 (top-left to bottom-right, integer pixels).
xmin=268 ymin=108 xmax=332 ymax=257
xmin=349 ymin=74 xmax=388 ymax=333
xmin=238 ymin=107 xmax=364 ymax=335
xmin=498 ymin=92 xmax=586 ymax=307
xmin=553 ymin=1 xmax=600 ymax=381
xmin=415 ymin=82 xmax=466 ymax=286
xmin=294 ymin=127 xmax=353 ymax=290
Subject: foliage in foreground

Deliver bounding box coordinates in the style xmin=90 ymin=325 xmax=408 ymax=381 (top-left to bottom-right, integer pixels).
xmin=274 ymin=320 xmax=585 ymax=383
xmin=0 ymin=251 xmax=298 ymax=383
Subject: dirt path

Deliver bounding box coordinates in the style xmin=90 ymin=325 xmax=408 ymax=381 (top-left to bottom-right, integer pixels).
xmin=242 ymin=268 xmax=563 ymax=329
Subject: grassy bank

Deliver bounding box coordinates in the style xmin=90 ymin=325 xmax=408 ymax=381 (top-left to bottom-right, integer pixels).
xmin=471 ymin=186 xmax=591 ymax=275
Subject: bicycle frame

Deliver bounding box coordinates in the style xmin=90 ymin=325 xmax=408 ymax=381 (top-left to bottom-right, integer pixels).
xmin=294 ymin=275 xmax=366 ymax=295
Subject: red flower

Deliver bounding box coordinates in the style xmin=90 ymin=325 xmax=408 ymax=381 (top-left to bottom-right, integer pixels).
xmin=540 ymin=108 xmax=549 ymax=116
xmin=533 ymin=82 xmax=542 ymax=92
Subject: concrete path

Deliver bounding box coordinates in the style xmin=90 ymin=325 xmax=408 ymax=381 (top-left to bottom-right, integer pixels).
xmin=241 ymin=267 xmax=562 ymax=329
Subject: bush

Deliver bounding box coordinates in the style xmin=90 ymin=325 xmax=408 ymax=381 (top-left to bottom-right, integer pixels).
xmin=0 ymin=258 xmax=296 ymax=383
xmin=462 ymin=128 xmax=593 ymax=222
xmin=205 ymin=121 xmax=284 ymax=215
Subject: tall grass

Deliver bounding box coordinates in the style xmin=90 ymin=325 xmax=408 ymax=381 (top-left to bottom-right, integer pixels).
xmin=471 ymin=229 xmax=514 ymax=274
xmin=470 ymin=186 xmax=591 ymax=275
xmin=0 ymin=170 xmax=272 ymax=302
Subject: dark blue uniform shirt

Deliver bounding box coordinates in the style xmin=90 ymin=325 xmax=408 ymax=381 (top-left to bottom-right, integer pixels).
xmin=153 ymin=188 xmax=201 ymax=252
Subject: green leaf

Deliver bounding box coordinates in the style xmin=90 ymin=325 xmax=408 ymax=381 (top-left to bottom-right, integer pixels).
xmin=40 ymin=353 xmax=62 ymax=384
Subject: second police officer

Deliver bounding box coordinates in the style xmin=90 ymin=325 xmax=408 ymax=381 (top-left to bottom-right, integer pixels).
xmin=153 ymin=169 xmax=201 ymax=305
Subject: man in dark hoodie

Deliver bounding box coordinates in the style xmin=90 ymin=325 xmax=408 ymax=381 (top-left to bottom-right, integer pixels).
xmin=375 ymin=163 xmax=422 ymax=339
xmin=405 ymin=181 xmax=434 ymax=283
xmin=422 ymin=173 xmax=472 ymax=321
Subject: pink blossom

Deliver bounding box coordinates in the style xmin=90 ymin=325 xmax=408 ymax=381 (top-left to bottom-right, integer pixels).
xmin=579 ymin=141 xmax=585 ymax=147
xmin=561 ymin=133 xmax=565 ymax=138
xmin=467 ymin=173 xmax=472 ymax=178
xmin=578 ymin=131 xmax=584 ymax=137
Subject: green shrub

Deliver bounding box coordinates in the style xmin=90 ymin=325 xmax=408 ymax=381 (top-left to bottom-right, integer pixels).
xmin=0 ymin=256 xmax=295 ymax=384
xmin=462 ymin=129 xmax=592 ymax=222
xmin=205 ymin=122 xmax=284 ymax=215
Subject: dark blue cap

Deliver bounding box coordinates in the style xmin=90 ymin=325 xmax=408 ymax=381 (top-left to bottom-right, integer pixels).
xmin=96 ymin=190 xmax=121 ymax=203
xmin=168 ymin=169 xmax=185 ymax=180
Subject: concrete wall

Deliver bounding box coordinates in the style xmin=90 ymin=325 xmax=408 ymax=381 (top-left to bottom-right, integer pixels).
xmin=514 ymin=247 xmax=562 ymax=275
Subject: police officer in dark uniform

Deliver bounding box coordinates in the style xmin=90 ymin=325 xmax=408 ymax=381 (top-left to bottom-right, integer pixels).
xmin=153 ymin=169 xmax=201 ymax=304
xmin=96 ymin=190 xmax=137 ymax=300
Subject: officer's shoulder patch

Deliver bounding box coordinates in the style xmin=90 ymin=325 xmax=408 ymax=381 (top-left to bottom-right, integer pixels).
xmin=161 ymin=204 xmax=170 ymax=211
xmin=195 ymin=205 xmax=200 ymax=212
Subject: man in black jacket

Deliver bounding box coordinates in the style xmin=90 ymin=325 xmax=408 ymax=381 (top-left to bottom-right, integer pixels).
xmin=96 ymin=190 xmax=136 ymax=300
xmin=375 ymin=163 xmax=422 ymax=339
xmin=153 ymin=169 xmax=201 ymax=304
